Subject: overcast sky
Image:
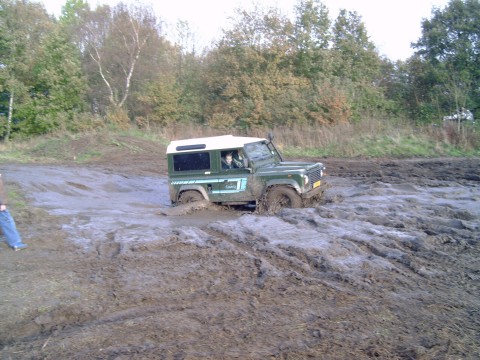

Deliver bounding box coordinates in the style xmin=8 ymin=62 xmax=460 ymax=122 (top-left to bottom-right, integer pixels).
xmin=38 ymin=0 xmax=450 ymax=60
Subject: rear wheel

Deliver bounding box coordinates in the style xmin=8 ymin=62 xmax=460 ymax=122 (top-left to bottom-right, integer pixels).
xmin=178 ymin=190 xmax=204 ymax=205
xmin=266 ymin=186 xmax=302 ymax=213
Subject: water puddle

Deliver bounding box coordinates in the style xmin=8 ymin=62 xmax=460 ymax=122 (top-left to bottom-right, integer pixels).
xmin=4 ymin=165 xmax=242 ymax=248
xmin=3 ymin=165 xmax=479 ymax=258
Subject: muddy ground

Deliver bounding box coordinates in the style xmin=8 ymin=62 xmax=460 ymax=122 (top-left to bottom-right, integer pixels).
xmin=0 ymin=141 xmax=479 ymax=359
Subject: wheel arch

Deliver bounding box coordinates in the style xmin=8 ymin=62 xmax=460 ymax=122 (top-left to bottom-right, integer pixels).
xmin=176 ymin=185 xmax=209 ymax=202
xmin=265 ymin=179 xmax=301 ymax=194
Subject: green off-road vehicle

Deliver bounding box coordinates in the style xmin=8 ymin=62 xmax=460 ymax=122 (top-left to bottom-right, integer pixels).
xmin=166 ymin=134 xmax=326 ymax=213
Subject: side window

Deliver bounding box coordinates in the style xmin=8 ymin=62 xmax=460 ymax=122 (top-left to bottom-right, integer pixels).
xmin=173 ymin=152 xmax=210 ymax=171
xmin=221 ymin=149 xmax=245 ymax=170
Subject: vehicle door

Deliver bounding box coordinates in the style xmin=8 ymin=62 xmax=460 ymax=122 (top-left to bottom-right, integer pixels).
xmin=217 ymin=150 xmax=254 ymax=202
xmin=170 ymin=151 xmax=223 ymax=202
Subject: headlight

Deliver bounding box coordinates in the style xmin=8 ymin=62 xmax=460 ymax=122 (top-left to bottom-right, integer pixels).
xmin=303 ymin=174 xmax=309 ymax=186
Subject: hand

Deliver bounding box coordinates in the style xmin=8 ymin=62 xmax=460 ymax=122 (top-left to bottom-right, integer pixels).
xmin=0 ymin=205 xmax=6 ymax=211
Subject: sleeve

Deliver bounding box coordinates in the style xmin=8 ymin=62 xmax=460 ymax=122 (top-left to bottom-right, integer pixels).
xmin=0 ymin=174 xmax=8 ymax=205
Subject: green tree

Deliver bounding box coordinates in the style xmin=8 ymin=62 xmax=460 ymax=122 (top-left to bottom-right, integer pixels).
xmin=30 ymin=28 xmax=87 ymax=132
xmin=331 ymin=9 xmax=384 ymax=118
xmin=0 ymin=0 xmax=88 ymax=138
xmin=204 ymin=6 xmax=302 ymax=129
xmin=60 ymin=0 xmax=89 ymax=26
xmin=292 ymin=0 xmax=332 ymax=79
xmin=133 ymin=27 xmax=197 ymax=128
xmin=412 ymin=0 xmax=480 ymax=121
xmin=332 ymin=9 xmax=379 ymax=81
xmin=0 ymin=0 xmax=55 ymax=138
xmin=375 ymin=58 xmax=412 ymax=117
xmin=171 ymin=20 xmax=205 ymax=122
xmin=136 ymin=72 xmax=183 ymax=127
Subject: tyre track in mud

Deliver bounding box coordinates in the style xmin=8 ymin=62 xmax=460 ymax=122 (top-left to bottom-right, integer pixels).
xmin=19 ymin=241 xmax=327 ymax=359
xmin=204 ymin=203 xmax=477 ymax=294
xmin=201 ymin=225 xmax=355 ymax=293
xmin=3 ymin=219 xmax=370 ymax=358
xmin=1 ymin=157 xmax=480 ymax=359
xmin=195 ymin=159 xmax=480 ymax=358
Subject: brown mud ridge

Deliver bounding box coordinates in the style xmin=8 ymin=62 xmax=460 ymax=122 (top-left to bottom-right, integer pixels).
xmin=0 ymin=156 xmax=479 ymax=359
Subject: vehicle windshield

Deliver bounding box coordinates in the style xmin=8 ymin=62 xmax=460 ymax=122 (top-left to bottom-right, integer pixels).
xmin=244 ymin=141 xmax=276 ymax=162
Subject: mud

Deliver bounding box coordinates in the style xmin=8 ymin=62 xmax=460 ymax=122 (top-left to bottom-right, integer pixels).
xmin=0 ymin=156 xmax=479 ymax=359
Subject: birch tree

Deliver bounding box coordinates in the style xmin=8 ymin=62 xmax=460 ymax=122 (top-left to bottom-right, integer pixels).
xmin=79 ymin=2 xmax=160 ymax=113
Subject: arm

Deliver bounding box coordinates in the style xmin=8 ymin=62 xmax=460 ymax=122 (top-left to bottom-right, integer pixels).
xmin=0 ymin=174 xmax=8 ymax=210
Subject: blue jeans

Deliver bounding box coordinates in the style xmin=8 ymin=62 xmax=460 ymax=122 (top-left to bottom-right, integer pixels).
xmin=0 ymin=209 xmax=23 ymax=247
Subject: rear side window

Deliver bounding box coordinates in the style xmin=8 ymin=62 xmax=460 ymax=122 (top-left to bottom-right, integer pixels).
xmin=173 ymin=152 xmax=210 ymax=171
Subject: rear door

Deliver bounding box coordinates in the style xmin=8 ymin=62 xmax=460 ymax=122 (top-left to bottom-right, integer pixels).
xmin=170 ymin=151 xmax=224 ymax=202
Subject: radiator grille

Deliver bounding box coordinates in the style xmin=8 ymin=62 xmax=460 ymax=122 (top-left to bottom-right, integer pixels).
xmin=307 ymin=167 xmax=323 ymax=189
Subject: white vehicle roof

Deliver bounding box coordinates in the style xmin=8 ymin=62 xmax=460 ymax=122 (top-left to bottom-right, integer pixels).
xmin=166 ymin=135 xmax=266 ymax=154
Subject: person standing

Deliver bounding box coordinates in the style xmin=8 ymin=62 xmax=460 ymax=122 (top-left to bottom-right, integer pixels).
xmin=0 ymin=173 xmax=28 ymax=251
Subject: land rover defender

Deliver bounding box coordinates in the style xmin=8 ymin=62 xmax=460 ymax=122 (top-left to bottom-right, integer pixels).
xmin=166 ymin=134 xmax=326 ymax=213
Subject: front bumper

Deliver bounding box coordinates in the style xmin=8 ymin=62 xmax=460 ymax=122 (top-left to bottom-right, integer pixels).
xmin=301 ymin=181 xmax=327 ymax=199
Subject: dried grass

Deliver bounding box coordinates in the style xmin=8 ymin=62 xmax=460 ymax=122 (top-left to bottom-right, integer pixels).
xmin=153 ymin=117 xmax=479 ymax=157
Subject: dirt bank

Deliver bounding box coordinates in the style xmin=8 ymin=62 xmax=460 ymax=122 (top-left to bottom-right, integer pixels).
xmin=0 ymin=146 xmax=479 ymax=359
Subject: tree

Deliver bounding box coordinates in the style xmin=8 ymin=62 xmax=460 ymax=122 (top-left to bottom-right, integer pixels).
xmin=412 ymin=0 xmax=480 ymax=121
xmin=0 ymin=0 xmax=55 ymax=139
xmin=332 ymin=9 xmax=379 ymax=81
xmin=170 ymin=20 xmax=205 ymax=123
xmin=31 ymin=28 xmax=87 ymax=130
xmin=136 ymin=72 xmax=183 ymax=127
xmin=78 ymin=2 xmax=160 ymax=116
xmin=204 ymin=6 xmax=302 ymax=129
xmin=60 ymin=0 xmax=89 ymax=26
xmin=331 ymin=9 xmax=384 ymax=118
xmin=0 ymin=0 xmax=89 ymax=138
xmin=292 ymin=0 xmax=332 ymax=79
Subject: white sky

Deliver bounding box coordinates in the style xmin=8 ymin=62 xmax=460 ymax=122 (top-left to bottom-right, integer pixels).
xmin=38 ymin=0 xmax=450 ymax=60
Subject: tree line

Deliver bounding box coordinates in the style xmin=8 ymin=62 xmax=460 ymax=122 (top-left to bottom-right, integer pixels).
xmin=0 ymin=0 xmax=479 ymax=140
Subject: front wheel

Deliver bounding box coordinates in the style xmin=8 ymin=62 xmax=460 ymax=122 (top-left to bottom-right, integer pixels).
xmin=266 ymin=186 xmax=302 ymax=214
xmin=178 ymin=190 xmax=204 ymax=205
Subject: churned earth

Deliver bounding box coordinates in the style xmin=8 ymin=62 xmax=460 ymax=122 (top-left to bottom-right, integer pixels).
xmin=0 ymin=137 xmax=479 ymax=359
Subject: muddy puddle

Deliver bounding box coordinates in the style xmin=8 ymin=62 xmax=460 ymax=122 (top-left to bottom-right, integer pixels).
xmin=1 ymin=159 xmax=479 ymax=359
xmin=4 ymin=165 xmax=246 ymax=248
xmin=5 ymin=164 xmax=478 ymax=258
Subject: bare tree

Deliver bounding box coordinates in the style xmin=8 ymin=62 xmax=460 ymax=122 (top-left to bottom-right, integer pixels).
xmin=80 ymin=2 xmax=159 ymax=111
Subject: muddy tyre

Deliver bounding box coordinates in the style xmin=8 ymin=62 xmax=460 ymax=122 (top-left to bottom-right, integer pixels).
xmin=178 ymin=190 xmax=204 ymax=204
xmin=266 ymin=186 xmax=302 ymax=213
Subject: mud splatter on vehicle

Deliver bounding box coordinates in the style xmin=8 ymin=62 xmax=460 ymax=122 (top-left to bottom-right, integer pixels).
xmin=167 ymin=134 xmax=326 ymax=213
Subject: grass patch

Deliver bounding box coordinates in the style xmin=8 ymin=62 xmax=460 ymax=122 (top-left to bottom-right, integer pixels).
xmin=279 ymin=119 xmax=479 ymax=158
xmin=75 ymin=150 xmax=103 ymax=162
xmin=30 ymin=137 xmax=72 ymax=160
xmin=6 ymin=184 xmax=29 ymax=210
xmin=355 ymin=135 xmax=438 ymax=157
xmin=284 ymin=133 xmax=480 ymax=158
xmin=0 ymin=129 xmax=170 ymax=164
xmin=0 ymin=149 xmax=32 ymax=163
xmin=1 ymin=118 xmax=479 ymax=162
